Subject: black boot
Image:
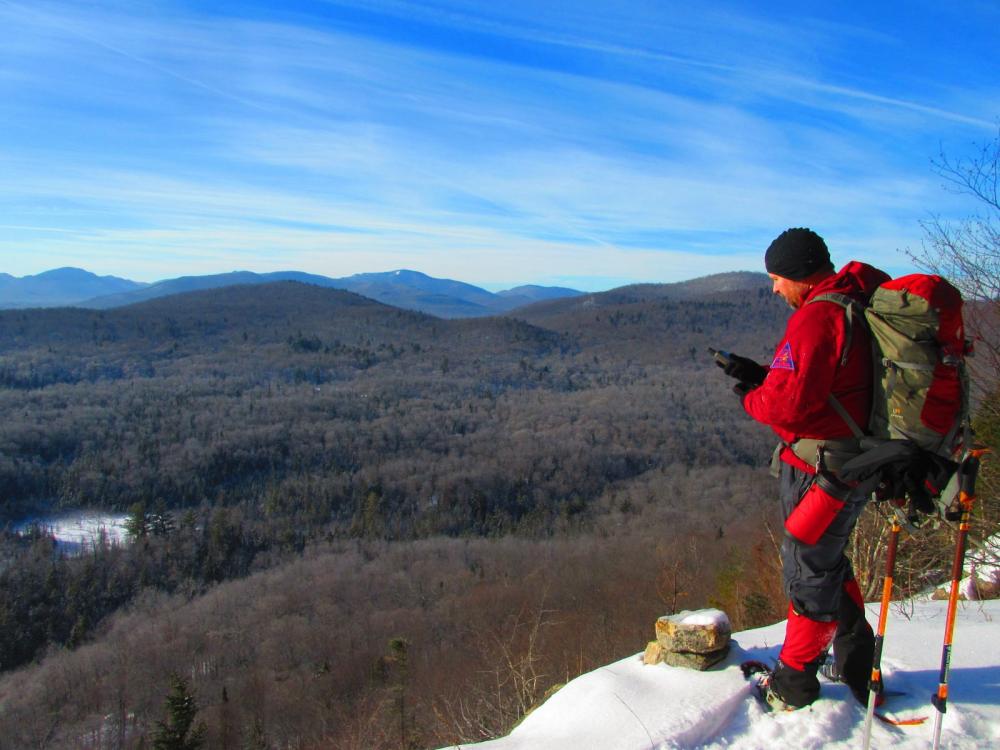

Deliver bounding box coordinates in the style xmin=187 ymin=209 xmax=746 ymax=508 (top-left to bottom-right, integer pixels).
xmin=769 ymin=658 xmax=822 ymax=709
xmin=832 ymin=593 xmax=876 ymax=705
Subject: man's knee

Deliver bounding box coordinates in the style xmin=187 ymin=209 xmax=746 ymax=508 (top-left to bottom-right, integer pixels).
xmin=783 ymin=534 xmax=852 ymax=617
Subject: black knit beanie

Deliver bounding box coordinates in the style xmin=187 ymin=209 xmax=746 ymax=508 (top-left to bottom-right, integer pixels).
xmin=764 ymin=228 xmax=833 ymax=280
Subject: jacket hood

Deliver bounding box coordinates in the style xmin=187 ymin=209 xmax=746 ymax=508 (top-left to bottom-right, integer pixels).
xmin=806 ymin=261 xmax=891 ymax=304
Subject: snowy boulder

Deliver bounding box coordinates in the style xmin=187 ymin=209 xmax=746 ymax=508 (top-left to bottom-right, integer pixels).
xmin=646 ymin=608 xmax=731 ymax=670
xmin=655 ymin=608 xmax=731 ymax=652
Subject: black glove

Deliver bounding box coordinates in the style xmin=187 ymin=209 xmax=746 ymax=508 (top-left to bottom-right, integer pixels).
xmin=841 ymin=442 xmax=957 ymax=516
xmin=732 ymin=381 xmax=756 ymax=399
xmin=902 ymin=453 xmax=957 ymax=515
xmin=717 ymin=353 xmax=767 ymax=387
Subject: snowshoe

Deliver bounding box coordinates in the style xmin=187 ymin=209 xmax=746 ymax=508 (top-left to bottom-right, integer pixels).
xmin=739 ymin=660 xmax=799 ymax=713
xmin=871 ymin=690 xmax=927 ymax=726
xmin=818 ymin=652 xmax=888 ymax=709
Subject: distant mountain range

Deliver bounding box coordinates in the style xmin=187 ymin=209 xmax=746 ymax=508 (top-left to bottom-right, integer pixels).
xmin=0 ymin=268 xmax=147 ymax=309
xmin=0 ymin=268 xmax=584 ymax=318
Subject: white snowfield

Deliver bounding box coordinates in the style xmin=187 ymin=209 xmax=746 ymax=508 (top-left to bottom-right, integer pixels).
xmin=438 ymin=600 xmax=1000 ymax=750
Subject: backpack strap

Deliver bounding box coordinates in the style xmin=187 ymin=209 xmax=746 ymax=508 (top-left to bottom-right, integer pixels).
xmin=826 ymin=394 xmax=866 ymax=440
xmin=946 ymin=358 xmax=972 ymax=457
xmin=806 ymin=292 xmax=869 ymax=439
xmin=808 ymin=292 xmax=864 ymax=367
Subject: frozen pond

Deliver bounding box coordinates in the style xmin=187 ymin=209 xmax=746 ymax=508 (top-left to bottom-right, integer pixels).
xmin=13 ymin=511 xmax=131 ymax=553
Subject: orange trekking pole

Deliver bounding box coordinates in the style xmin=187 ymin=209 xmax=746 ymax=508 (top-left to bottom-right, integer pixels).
xmin=930 ymin=450 xmax=987 ymax=750
xmin=861 ymin=517 xmax=901 ymax=750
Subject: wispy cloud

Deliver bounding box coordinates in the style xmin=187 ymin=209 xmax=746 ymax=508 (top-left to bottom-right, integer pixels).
xmin=0 ymin=0 xmax=995 ymax=288
xmin=312 ymin=0 xmax=995 ymax=132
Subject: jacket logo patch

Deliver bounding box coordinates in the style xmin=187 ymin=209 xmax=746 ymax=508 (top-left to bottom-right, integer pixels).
xmin=771 ymin=342 xmax=795 ymax=371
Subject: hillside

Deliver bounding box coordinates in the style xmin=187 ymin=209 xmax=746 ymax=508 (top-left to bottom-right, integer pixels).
xmin=76 ymin=271 xmax=330 ymax=309
xmin=496 ymin=284 xmax=582 ymax=307
xmin=0 ymin=276 xmax=785 ymax=667
xmin=0 ymin=274 xmax=800 ymax=748
xmin=507 ymin=271 xmax=782 ymax=364
xmin=0 ymin=272 xmax=993 ymax=749
xmin=0 ymin=278 xmax=785 ymax=515
xmin=436 ymin=600 xmax=1000 ymax=750
xmin=0 ymin=525 xmax=777 ymax=749
xmin=3 ymin=542 xmax=992 ymax=750
xmin=509 ymin=271 xmax=771 ymax=321
xmin=0 ymin=281 xmax=564 ymax=388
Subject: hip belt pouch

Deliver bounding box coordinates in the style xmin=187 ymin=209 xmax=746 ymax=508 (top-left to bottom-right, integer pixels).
xmin=785 ymin=475 xmax=847 ymax=545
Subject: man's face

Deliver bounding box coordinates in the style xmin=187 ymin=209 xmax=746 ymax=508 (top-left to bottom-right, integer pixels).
xmin=769 ymin=273 xmax=812 ymax=309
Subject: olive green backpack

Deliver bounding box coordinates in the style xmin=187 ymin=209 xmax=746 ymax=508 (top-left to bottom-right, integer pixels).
xmin=815 ymin=273 xmax=970 ymax=459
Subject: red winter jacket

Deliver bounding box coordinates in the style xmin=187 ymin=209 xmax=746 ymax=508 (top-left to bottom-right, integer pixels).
xmin=743 ymin=261 xmax=890 ymax=472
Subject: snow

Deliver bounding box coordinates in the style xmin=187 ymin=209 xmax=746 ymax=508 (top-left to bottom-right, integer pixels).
xmin=931 ymin=532 xmax=1000 ymax=601
xmin=967 ymin=533 xmax=1000 ymax=586
xmin=675 ymin=609 xmax=730 ymax=628
xmin=14 ymin=511 xmax=130 ymax=553
xmin=437 ymin=600 xmax=1000 ymax=749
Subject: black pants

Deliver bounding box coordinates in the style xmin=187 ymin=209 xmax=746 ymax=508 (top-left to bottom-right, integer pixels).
xmin=770 ymin=462 xmax=875 ymax=706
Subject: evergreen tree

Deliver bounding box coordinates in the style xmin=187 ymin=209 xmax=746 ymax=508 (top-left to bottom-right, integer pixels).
xmin=152 ymin=674 xmax=207 ymax=750
xmin=124 ymin=501 xmax=151 ymax=541
xmin=150 ymin=499 xmax=176 ymax=537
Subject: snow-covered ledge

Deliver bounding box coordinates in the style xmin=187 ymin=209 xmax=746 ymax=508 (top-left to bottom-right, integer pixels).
xmin=436 ymin=601 xmax=1000 ymax=750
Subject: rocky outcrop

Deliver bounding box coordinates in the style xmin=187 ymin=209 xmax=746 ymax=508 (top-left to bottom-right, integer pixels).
xmin=643 ymin=608 xmax=731 ymax=671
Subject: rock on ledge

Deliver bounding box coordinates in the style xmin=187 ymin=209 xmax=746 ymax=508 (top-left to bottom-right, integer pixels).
xmin=644 ymin=608 xmax=732 ymax=671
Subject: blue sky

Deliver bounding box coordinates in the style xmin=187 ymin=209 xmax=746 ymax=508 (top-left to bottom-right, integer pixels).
xmin=0 ymin=0 xmax=997 ymax=291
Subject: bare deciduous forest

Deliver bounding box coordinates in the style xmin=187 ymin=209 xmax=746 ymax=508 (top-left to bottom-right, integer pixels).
xmin=0 ymin=272 xmax=992 ymax=749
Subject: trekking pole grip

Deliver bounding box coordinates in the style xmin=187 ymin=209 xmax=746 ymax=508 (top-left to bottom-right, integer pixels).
xmin=959 ymin=454 xmax=981 ymax=501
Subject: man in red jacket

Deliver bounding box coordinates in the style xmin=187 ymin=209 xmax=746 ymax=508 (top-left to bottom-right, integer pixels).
xmin=721 ymin=228 xmax=890 ymax=710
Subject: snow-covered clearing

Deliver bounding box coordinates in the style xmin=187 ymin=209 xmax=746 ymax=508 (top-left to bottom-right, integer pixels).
xmin=14 ymin=511 xmax=130 ymax=553
xmin=438 ymin=600 xmax=1000 ymax=749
